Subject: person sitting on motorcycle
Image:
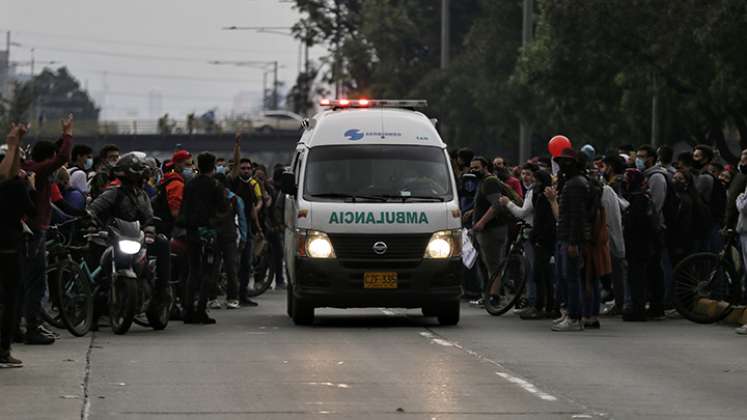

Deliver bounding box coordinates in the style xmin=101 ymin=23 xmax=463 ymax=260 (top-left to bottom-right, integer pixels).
xmin=87 ymin=152 xmax=172 ymax=305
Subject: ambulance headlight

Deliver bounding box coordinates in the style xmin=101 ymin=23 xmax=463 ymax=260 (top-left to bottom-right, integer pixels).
xmin=300 ymin=230 xmax=336 ymax=259
xmin=424 ymin=230 xmax=461 ymax=259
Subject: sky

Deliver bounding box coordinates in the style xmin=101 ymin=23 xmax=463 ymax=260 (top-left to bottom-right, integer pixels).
xmin=0 ymin=0 xmax=324 ymax=120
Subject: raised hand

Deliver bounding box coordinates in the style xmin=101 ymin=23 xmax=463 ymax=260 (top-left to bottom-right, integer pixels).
xmin=5 ymin=122 xmax=30 ymax=147
xmin=62 ymin=113 xmax=74 ymax=136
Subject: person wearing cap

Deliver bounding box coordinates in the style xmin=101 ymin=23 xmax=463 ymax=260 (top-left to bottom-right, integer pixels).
xmin=160 ymin=150 xmax=192 ymax=228
xmin=552 ymin=148 xmax=590 ymax=332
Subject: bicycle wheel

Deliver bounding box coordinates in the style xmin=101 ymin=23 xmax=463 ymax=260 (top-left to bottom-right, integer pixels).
xmin=483 ymin=253 xmax=528 ymax=316
xmin=56 ymin=259 xmax=94 ymax=337
xmin=41 ymin=265 xmax=65 ymax=329
xmin=246 ymin=252 xmax=273 ymax=297
xmin=673 ymin=253 xmax=736 ymax=324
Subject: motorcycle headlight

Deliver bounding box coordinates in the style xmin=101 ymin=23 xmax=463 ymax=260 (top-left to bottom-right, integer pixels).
xmin=300 ymin=230 xmax=336 ymax=259
xmin=119 ymin=239 xmax=142 ymax=255
xmin=424 ymin=230 xmax=461 ymax=259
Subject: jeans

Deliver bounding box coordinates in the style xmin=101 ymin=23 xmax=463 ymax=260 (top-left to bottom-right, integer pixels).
xmin=214 ymin=234 xmax=239 ymax=301
xmin=1 ymin=251 xmax=21 ymax=351
xmin=19 ymin=229 xmax=47 ymax=331
xmin=523 ymin=240 xmax=536 ymax=306
xmin=627 ymin=257 xmax=648 ymax=314
xmin=611 ymin=256 xmax=628 ymax=310
xmin=267 ymin=229 xmax=284 ymax=285
xmin=533 ymin=243 xmax=554 ymax=313
xmin=558 ymin=241 xmax=582 ymax=319
xmin=238 ymin=236 xmax=254 ymax=297
xmin=148 ymin=235 xmax=171 ymax=292
xmin=185 ymin=235 xmax=215 ymax=316
xmin=475 ymin=225 xmax=508 ymax=282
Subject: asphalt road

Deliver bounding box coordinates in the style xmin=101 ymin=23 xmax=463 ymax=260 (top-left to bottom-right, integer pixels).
xmin=3 ymin=291 xmax=746 ymax=420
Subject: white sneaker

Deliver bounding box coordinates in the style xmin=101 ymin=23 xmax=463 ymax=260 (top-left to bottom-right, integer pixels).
xmin=553 ymin=309 xmax=568 ymax=325
xmin=735 ymin=325 xmax=747 ymax=335
xmin=208 ymin=300 xmax=223 ymax=310
xmin=226 ymin=300 xmax=240 ymax=310
xmin=552 ymin=317 xmax=584 ymax=332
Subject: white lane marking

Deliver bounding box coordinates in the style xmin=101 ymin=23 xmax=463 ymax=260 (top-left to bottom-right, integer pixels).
xmin=305 ymin=382 xmax=351 ymax=389
xmin=417 ymin=331 xmax=558 ymax=403
xmin=496 ymin=372 xmax=558 ymax=401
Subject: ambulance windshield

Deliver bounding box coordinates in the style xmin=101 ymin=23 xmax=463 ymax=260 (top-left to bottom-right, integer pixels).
xmin=303 ymin=145 xmax=453 ymax=202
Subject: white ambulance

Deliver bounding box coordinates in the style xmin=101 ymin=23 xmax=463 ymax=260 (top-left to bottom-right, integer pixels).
xmin=280 ymin=99 xmax=463 ymax=325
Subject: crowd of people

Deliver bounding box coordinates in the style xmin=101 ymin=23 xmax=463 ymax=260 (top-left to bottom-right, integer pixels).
xmin=3 ymin=113 xmax=747 ymax=368
xmin=451 ymin=141 xmax=747 ymax=333
xmin=0 ymin=117 xmax=286 ymax=368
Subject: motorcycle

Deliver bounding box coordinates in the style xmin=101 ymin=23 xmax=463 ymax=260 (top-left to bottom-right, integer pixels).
xmin=101 ymin=218 xmax=172 ymax=334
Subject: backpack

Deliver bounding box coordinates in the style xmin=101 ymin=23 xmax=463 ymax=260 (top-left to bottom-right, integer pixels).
xmin=151 ymin=178 xmax=179 ymax=236
xmin=707 ymin=172 xmax=727 ymax=225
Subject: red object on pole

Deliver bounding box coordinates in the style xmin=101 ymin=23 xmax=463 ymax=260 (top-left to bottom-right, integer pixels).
xmin=548 ymin=135 xmax=572 ymax=157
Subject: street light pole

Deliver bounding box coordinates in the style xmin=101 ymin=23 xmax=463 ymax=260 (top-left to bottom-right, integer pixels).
xmin=441 ymin=0 xmax=450 ymax=69
xmin=519 ymin=0 xmax=534 ymax=163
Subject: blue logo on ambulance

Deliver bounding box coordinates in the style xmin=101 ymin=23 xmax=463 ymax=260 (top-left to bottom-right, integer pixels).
xmin=344 ymin=129 xmax=365 ymax=141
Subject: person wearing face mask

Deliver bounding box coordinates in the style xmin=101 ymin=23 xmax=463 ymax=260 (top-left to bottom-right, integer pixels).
xmin=68 ymin=144 xmax=93 ymax=196
xmin=552 ymin=148 xmax=591 ymax=332
xmin=669 ymin=170 xmax=700 ymax=268
xmin=469 ymin=156 xmax=519 ymax=307
xmin=228 ymin=133 xmax=262 ymax=306
xmin=724 ymin=149 xmax=747 ymax=231
xmin=692 ymin=144 xmax=726 ymax=253
xmin=634 ymin=145 xmax=670 ymax=319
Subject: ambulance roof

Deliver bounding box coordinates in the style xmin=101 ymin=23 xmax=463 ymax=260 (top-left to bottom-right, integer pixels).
xmin=303 ymin=108 xmax=445 ymax=148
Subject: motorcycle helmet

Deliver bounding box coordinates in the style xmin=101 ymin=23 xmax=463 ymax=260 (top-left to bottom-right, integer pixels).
xmin=112 ymin=151 xmax=148 ymax=183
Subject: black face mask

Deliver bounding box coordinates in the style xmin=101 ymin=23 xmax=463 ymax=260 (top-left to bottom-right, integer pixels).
xmin=470 ymin=170 xmax=484 ymax=180
xmin=558 ymin=160 xmax=576 ymax=175
xmin=738 ymin=165 xmax=747 ymax=175
xmin=692 ymin=159 xmax=705 ymax=170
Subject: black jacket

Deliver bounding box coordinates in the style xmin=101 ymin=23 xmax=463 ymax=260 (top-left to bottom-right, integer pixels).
xmin=179 ymin=175 xmax=228 ymax=231
xmin=557 ymin=174 xmax=589 ymax=245
xmin=88 ymin=184 xmax=153 ymax=227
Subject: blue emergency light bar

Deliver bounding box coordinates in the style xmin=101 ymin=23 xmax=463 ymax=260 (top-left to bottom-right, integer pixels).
xmin=319 ymin=99 xmax=428 ymax=108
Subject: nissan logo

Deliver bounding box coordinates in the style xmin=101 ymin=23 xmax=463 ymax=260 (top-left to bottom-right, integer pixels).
xmin=372 ymin=241 xmax=388 ymax=255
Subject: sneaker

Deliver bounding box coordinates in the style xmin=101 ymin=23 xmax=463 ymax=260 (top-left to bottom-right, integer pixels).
xmin=226 ymin=300 xmax=240 ymax=310
xmin=208 ymin=300 xmax=223 ymax=310
xmin=736 ymin=325 xmax=747 ymax=335
xmin=469 ymin=298 xmax=485 ymax=307
xmin=514 ymin=306 xmax=535 ymax=317
xmin=39 ymin=324 xmax=61 ymax=339
xmin=600 ymin=304 xmax=622 ymax=317
xmin=553 ymin=310 xmax=568 ymax=325
xmin=0 ymin=352 xmax=23 ymax=368
xmin=519 ymin=307 xmax=544 ymax=320
xmin=552 ymin=318 xmax=584 ymax=332
xmin=24 ymin=328 xmax=55 ymax=345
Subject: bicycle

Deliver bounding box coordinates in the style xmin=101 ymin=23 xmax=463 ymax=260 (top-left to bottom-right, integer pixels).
xmin=246 ymin=237 xmax=275 ymax=297
xmin=480 ymin=221 xmax=530 ymax=316
xmin=672 ymin=230 xmax=744 ymax=324
xmin=41 ymin=218 xmax=84 ymax=330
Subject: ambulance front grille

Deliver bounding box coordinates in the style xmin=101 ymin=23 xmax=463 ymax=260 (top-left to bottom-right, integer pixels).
xmin=328 ymin=233 xmax=431 ymax=260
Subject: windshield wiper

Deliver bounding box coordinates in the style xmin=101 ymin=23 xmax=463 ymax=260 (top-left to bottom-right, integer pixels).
xmin=309 ymin=193 xmax=388 ymax=202
xmin=366 ymin=194 xmax=446 ymax=202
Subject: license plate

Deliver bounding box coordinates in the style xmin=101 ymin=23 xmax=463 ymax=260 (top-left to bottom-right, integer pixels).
xmin=363 ymin=272 xmax=398 ymax=289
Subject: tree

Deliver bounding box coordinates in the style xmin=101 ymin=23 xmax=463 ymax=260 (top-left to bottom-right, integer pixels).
xmin=0 ymin=81 xmax=34 ymax=136
xmin=34 ymin=67 xmax=99 ymax=124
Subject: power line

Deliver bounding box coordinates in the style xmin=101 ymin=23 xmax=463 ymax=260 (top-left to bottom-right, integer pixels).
xmin=28 ymin=45 xmax=237 ymax=64
xmin=3 ymin=28 xmax=297 ymax=55
xmin=103 ymin=91 xmax=259 ymax=102
xmin=79 ymin=69 xmax=263 ymax=84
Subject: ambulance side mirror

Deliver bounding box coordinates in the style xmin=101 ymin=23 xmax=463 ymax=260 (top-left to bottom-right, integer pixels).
xmin=280 ymin=171 xmax=297 ymax=196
